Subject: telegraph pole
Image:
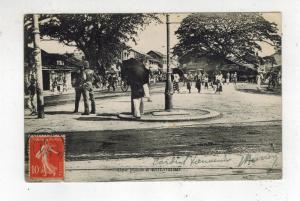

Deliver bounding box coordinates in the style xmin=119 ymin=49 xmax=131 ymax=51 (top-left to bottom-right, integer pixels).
xmin=33 ymin=14 xmax=45 ymax=118
xmin=165 ymin=14 xmax=173 ymax=111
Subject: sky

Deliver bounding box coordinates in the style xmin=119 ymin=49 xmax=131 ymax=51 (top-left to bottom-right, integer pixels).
xmin=39 ymin=12 xmax=282 ymax=57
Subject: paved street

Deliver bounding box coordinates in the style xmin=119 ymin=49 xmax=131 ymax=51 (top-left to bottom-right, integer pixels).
xmin=25 ymin=82 xmax=281 ymax=133
xmin=25 ymin=82 xmax=282 ymax=181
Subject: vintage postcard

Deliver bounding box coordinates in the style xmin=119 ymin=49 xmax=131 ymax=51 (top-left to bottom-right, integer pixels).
xmin=24 ymin=12 xmax=282 ymax=181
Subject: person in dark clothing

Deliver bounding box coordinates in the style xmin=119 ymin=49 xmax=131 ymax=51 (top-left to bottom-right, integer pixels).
xmin=129 ymin=80 xmax=144 ymax=118
xmin=195 ymin=73 xmax=202 ymax=93
xmin=186 ymin=73 xmax=193 ymax=93
xmin=107 ymin=73 xmax=116 ymax=91
xmin=72 ymin=69 xmax=83 ymax=113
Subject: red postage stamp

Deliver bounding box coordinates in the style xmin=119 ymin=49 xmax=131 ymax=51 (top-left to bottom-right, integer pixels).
xmin=29 ymin=135 xmax=65 ymax=180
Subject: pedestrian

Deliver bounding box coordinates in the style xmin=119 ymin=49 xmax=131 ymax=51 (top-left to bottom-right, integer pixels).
xmin=195 ymin=73 xmax=202 ymax=93
xmin=28 ymin=77 xmax=37 ymax=115
xmin=63 ymin=77 xmax=67 ymax=92
xmin=173 ymin=73 xmax=180 ymax=93
xmin=57 ymin=77 xmax=62 ymax=93
xmin=186 ymin=72 xmax=193 ymax=93
xmin=183 ymin=73 xmax=187 ymax=86
xmin=233 ymin=72 xmax=238 ymax=85
xmin=81 ymin=61 xmax=96 ymax=115
xmin=130 ymin=81 xmax=144 ymax=119
xmin=203 ymin=75 xmax=209 ymax=90
xmin=72 ymin=69 xmax=83 ymax=113
xmin=51 ymin=78 xmax=57 ymax=92
xmin=107 ymin=73 xmax=116 ymax=91
xmin=256 ymin=73 xmax=262 ymax=90
xmin=215 ymin=72 xmax=223 ymax=94
xmin=226 ymin=72 xmax=230 ymax=85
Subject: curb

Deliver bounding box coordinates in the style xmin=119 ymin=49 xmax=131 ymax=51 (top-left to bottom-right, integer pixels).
xmin=118 ymin=108 xmax=221 ymax=122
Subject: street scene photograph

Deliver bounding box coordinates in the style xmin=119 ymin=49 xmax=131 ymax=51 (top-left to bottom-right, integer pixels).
xmin=24 ymin=12 xmax=282 ymax=181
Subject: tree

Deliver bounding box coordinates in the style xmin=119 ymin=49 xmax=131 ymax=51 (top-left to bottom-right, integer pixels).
xmin=28 ymin=14 xmax=160 ymax=74
xmin=173 ymin=13 xmax=281 ymax=67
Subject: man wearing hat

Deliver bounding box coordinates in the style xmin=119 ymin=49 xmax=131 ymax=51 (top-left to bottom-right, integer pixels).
xmin=72 ymin=66 xmax=84 ymax=113
xmin=81 ymin=60 xmax=96 ymax=115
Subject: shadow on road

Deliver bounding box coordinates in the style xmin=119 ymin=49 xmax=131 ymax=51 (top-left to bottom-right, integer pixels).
xmin=45 ymin=111 xmax=75 ymax=115
xmin=76 ymin=113 xmax=120 ymax=121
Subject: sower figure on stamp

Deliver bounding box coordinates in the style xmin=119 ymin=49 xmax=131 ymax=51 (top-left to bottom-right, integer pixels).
xmin=35 ymin=139 xmax=59 ymax=176
xmin=81 ymin=61 xmax=96 ymax=115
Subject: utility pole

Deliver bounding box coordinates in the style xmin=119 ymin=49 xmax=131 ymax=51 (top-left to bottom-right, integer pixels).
xmin=165 ymin=14 xmax=173 ymax=111
xmin=33 ymin=14 xmax=45 ymax=118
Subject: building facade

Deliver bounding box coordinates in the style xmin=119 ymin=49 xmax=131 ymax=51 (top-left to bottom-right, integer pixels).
xmin=25 ymin=48 xmax=83 ymax=92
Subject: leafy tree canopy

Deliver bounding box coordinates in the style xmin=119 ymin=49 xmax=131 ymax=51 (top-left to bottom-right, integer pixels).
xmin=173 ymin=13 xmax=281 ymax=67
xmin=24 ymin=14 xmax=160 ymax=74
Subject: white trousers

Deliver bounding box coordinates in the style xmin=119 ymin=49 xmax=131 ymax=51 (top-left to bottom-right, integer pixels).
xmin=133 ymin=98 xmax=143 ymax=117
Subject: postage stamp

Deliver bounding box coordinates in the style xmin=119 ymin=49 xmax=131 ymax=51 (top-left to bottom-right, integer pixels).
xmin=28 ymin=135 xmax=65 ymax=180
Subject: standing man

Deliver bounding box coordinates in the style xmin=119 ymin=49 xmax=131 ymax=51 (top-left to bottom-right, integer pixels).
xmin=173 ymin=73 xmax=180 ymax=93
xmin=72 ymin=68 xmax=83 ymax=113
xmin=195 ymin=72 xmax=202 ymax=93
xmin=226 ymin=72 xmax=230 ymax=85
xmin=81 ymin=61 xmax=96 ymax=115
xmin=233 ymin=72 xmax=238 ymax=85
xmin=256 ymin=73 xmax=262 ymax=90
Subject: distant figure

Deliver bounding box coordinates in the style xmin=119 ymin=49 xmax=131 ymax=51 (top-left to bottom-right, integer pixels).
xmin=51 ymin=78 xmax=57 ymax=92
xmin=256 ymin=73 xmax=262 ymax=90
xmin=186 ymin=72 xmax=193 ymax=93
xmin=215 ymin=72 xmax=223 ymax=94
xmin=195 ymin=73 xmax=202 ymax=93
xmin=203 ymin=75 xmax=209 ymax=90
xmin=226 ymin=72 xmax=230 ymax=85
xmin=173 ymin=73 xmax=180 ymax=93
xmin=57 ymin=78 xmax=62 ymax=93
xmin=183 ymin=73 xmax=187 ymax=86
xmin=233 ymin=72 xmax=238 ymax=85
xmin=107 ymin=73 xmax=116 ymax=91
xmin=62 ymin=77 xmax=67 ymax=92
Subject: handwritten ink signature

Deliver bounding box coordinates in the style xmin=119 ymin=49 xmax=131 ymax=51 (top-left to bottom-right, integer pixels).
xmin=237 ymin=153 xmax=279 ymax=168
xmin=152 ymin=153 xmax=280 ymax=168
xmin=153 ymin=155 xmax=231 ymax=167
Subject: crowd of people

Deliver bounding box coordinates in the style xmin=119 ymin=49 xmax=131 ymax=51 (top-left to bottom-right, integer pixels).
xmin=176 ymin=71 xmax=239 ymax=95
xmin=51 ymin=76 xmax=68 ymax=93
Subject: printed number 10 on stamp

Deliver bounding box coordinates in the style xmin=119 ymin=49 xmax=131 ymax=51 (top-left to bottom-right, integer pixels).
xmin=29 ymin=135 xmax=65 ymax=180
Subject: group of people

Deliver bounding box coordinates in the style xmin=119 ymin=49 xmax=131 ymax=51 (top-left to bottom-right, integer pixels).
xmin=51 ymin=76 xmax=68 ymax=93
xmin=179 ymin=71 xmax=238 ymax=94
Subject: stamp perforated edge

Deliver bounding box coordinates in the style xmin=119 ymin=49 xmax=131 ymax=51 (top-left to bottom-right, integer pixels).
xmin=27 ymin=134 xmax=65 ymax=181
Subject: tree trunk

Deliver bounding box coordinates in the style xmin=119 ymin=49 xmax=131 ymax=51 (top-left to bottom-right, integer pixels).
xmin=33 ymin=14 xmax=44 ymax=118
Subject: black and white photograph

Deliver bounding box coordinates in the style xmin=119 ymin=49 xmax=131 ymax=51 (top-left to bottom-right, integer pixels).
xmin=23 ymin=12 xmax=282 ymax=181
